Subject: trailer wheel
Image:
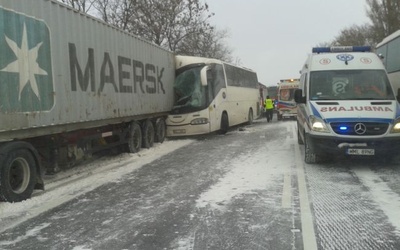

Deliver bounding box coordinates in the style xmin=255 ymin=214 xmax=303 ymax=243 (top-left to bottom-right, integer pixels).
xmin=127 ymin=122 xmax=142 ymax=153
xmin=142 ymin=119 xmax=155 ymax=148
xmin=154 ymin=118 xmax=166 ymax=143
xmin=219 ymin=113 xmax=229 ymax=134
xmin=0 ymin=148 xmax=37 ymax=202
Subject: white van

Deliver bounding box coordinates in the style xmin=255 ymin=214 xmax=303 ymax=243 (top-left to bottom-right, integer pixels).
xmin=294 ymin=46 xmax=400 ymax=163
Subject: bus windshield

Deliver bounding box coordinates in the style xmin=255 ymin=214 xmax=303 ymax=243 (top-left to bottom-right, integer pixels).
xmin=172 ymin=66 xmax=207 ymax=113
xmin=309 ymin=70 xmax=395 ymax=100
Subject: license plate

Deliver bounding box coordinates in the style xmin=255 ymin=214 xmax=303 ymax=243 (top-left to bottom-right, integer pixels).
xmin=173 ymin=129 xmax=186 ymax=134
xmin=346 ymin=148 xmax=375 ymax=155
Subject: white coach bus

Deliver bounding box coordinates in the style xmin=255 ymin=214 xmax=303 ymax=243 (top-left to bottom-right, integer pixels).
xmin=376 ymin=30 xmax=400 ymax=93
xmin=166 ymin=55 xmax=260 ymax=137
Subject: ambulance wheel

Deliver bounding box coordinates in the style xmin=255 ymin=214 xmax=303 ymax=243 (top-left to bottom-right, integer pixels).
xmin=126 ymin=122 xmax=142 ymax=153
xmin=154 ymin=118 xmax=166 ymax=143
xmin=297 ymin=123 xmax=304 ymax=145
xmin=219 ymin=113 xmax=229 ymax=134
xmin=304 ymin=134 xmax=320 ymax=164
xmin=0 ymin=147 xmax=37 ymax=202
xmin=142 ymin=119 xmax=155 ymax=148
xmin=247 ymin=108 xmax=254 ymax=125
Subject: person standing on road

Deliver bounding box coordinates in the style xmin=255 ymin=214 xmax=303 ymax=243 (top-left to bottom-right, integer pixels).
xmin=264 ymin=95 xmax=274 ymax=122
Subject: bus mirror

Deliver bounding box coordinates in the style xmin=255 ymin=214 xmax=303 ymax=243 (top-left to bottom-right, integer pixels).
xmin=200 ymin=66 xmax=210 ymax=86
xmin=294 ymin=89 xmax=305 ymax=103
xmin=397 ymin=88 xmax=400 ymax=103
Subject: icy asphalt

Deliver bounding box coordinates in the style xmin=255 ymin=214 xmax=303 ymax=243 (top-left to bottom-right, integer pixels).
xmin=0 ymin=117 xmax=400 ymax=250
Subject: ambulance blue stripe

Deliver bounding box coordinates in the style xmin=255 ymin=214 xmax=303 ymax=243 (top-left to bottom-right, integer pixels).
xmin=310 ymin=103 xmax=322 ymax=119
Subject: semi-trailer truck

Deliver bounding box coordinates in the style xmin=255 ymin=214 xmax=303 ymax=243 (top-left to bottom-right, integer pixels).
xmin=0 ymin=0 xmax=175 ymax=202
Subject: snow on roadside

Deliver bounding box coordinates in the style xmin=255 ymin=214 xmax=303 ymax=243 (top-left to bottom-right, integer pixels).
xmin=0 ymin=139 xmax=194 ymax=234
xmin=352 ymin=167 xmax=400 ymax=235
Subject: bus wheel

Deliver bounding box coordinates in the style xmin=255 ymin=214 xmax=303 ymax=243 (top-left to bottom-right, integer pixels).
xmin=126 ymin=122 xmax=142 ymax=153
xmin=247 ymin=109 xmax=254 ymax=125
xmin=219 ymin=113 xmax=229 ymax=134
xmin=142 ymin=119 xmax=155 ymax=148
xmin=0 ymin=147 xmax=37 ymax=202
xmin=154 ymin=118 xmax=166 ymax=143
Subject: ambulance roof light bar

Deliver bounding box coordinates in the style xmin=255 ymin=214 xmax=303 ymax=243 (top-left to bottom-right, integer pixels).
xmin=280 ymin=78 xmax=299 ymax=83
xmin=312 ymin=46 xmax=371 ymax=53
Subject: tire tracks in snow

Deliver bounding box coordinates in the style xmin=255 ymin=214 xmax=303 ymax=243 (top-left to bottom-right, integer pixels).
xmin=352 ymin=166 xmax=400 ymax=236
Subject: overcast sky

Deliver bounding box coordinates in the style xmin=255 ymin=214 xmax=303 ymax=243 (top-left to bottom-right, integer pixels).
xmin=208 ymin=0 xmax=371 ymax=87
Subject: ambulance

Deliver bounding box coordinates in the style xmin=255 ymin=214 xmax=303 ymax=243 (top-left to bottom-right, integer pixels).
xmin=294 ymin=46 xmax=400 ymax=164
xmin=277 ymin=78 xmax=300 ymax=120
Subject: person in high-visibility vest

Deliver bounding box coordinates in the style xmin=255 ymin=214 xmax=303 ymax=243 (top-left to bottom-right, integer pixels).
xmin=264 ymin=95 xmax=274 ymax=122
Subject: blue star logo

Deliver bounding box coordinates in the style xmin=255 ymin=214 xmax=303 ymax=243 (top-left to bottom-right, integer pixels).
xmin=0 ymin=7 xmax=54 ymax=112
xmin=336 ymin=54 xmax=354 ymax=62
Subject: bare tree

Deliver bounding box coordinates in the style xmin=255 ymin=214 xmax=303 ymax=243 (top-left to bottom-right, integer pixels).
xmin=58 ymin=0 xmax=233 ymax=60
xmin=330 ymin=0 xmax=400 ymax=46
xmin=332 ymin=24 xmax=375 ymax=46
xmin=128 ymin=0 xmax=215 ymax=52
xmin=366 ymin=0 xmax=400 ymax=43
xmin=58 ymin=0 xmax=96 ymax=13
xmin=176 ymin=27 xmax=233 ymax=62
xmin=93 ymin=0 xmax=134 ymax=30
xmin=93 ymin=0 xmax=233 ymax=59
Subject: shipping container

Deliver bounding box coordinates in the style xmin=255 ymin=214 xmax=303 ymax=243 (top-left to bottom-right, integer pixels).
xmin=0 ymin=0 xmax=175 ymax=202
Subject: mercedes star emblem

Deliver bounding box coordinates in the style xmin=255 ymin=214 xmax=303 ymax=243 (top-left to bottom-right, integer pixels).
xmin=354 ymin=123 xmax=367 ymax=135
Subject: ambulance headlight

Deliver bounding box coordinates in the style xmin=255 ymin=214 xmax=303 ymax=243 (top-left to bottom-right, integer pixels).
xmin=309 ymin=116 xmax=329 ymax=133
xmin=390 ymin=118 xmax=400 ymax=133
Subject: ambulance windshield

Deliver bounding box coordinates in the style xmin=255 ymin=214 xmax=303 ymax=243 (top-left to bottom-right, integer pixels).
xmin=279 ymin=88 xmax=296 ymax=101
xmin=309 ymin=70 xmax=395 ymax=100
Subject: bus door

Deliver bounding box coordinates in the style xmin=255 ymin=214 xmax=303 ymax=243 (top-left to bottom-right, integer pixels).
xmin=205 ymin=64 xmax=227 ymax=132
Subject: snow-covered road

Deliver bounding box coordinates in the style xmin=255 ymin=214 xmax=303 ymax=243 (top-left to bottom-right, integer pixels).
xmin=0 ymin=139 xmax=195 ymax=234
xmin=1 ymin=119 xmax=400 ymax=250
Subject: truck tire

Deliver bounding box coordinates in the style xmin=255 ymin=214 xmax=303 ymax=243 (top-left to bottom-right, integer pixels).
xmin=127 ymin=122 xmax=142 ymax=153
xmin=0 ymin=148 xmax=37 ymax=202
xmin=142 ymin=119 xmax=155 ymax=148
xmin=154 ymin=118 xmax=166 ymax=143
xmin=219 ymin=113 xmax=229 ymax=134
xmin=304 ymin=134 xmax=320 ymax=164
